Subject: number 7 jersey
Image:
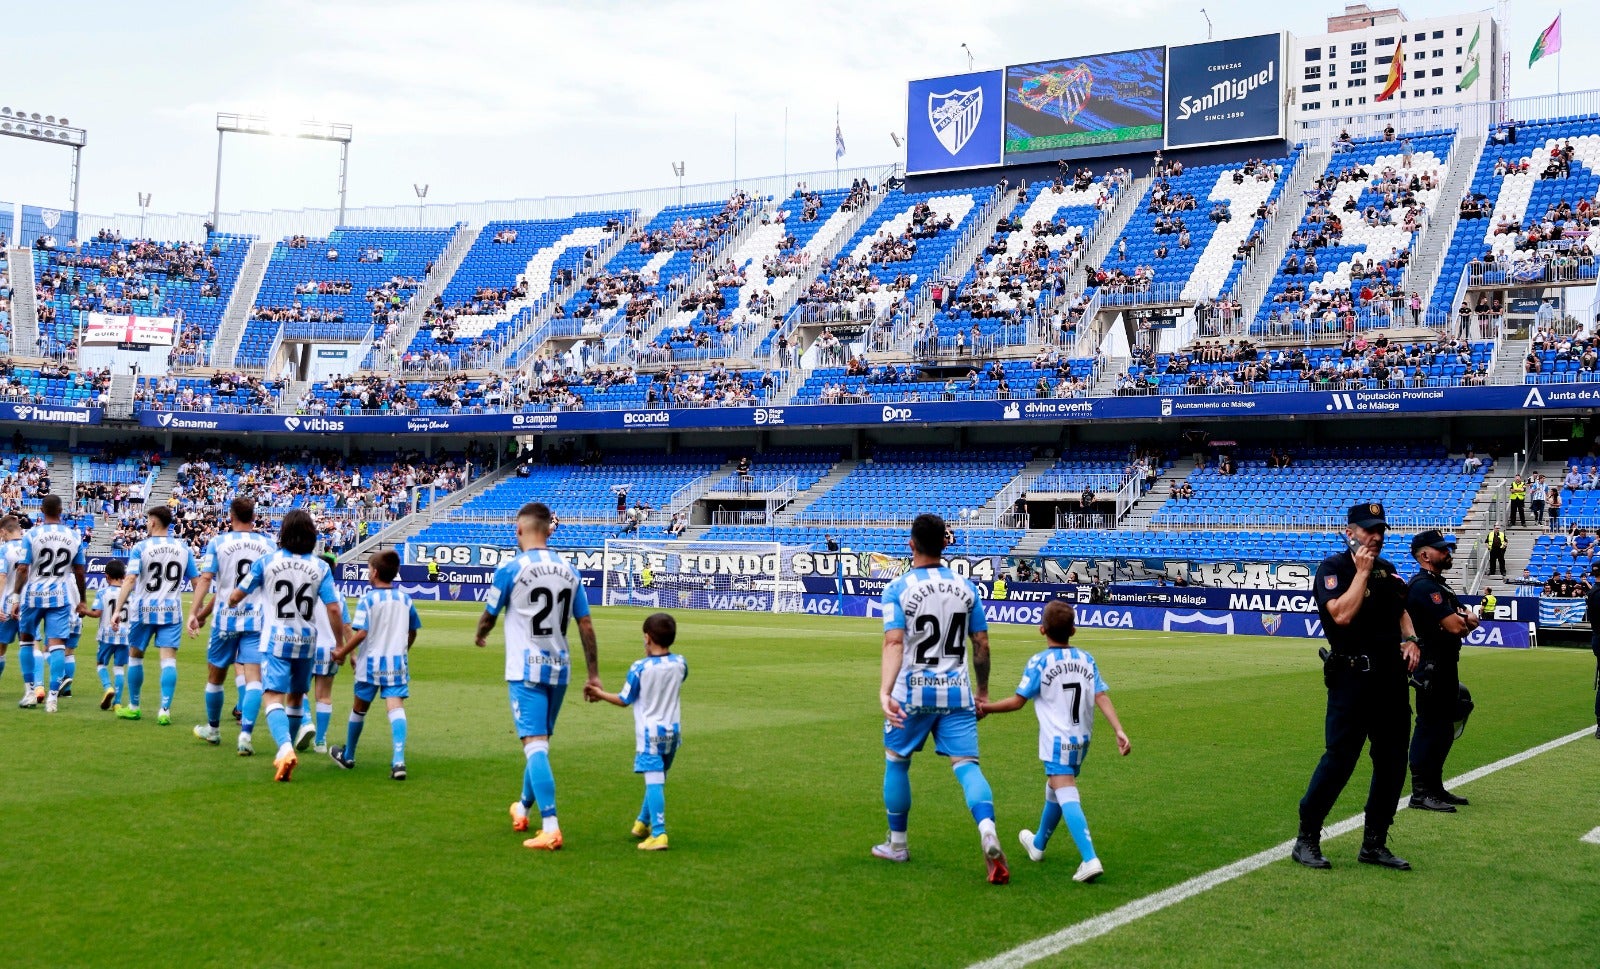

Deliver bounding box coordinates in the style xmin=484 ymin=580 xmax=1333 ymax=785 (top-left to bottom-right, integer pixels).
xmin=485 ymin=548 xmax=590 ymax=686
xmin=1015 ymin=646 xmax=1108 ymax=765
xmin=881 ymin=565 xmax=988 ymax=713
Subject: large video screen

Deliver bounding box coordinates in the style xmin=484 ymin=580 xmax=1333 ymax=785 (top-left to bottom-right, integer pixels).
xmin=1004 ymin=47 xmax=1166 ymax=161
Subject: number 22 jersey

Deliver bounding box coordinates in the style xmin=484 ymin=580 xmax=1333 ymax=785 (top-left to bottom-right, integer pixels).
xmin=881 ymin=566 xmax=988 ymax=713
xmin=485 ymin=548 xmax=590 ymax=686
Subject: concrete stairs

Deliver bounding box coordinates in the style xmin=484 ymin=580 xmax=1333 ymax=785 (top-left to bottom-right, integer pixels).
xmin=1118 ymin=467 xmax=1191 ymax=530
xmin=1090 ymin=356 xmax=1129 ymax=395
xmin=1007 ymin=530 xmax=1054 ymax=558
xmin=106 ymin=372 xmax=135 ymax=420
xmin=339 ymin=459 xmax=518 ymax=562
xmin=1490 ymin=338 xmax=1528 ymax=385
xmin=1066 ymin=175 xmax=1151 ymax=294
xmin=1235 ymin=149 xmax=1330 ymax=328
xmin=979 ymin=453 xmax=1059 ymax=524
xmin=7 ymin=247 xmax=39 ymax=356
xmin=276 ymin=379 xmax=308 ymax=415
xmin=366 ymin=224 xmax=482 ymax=370
xmin=1498 ymin=459 xmax=1567 ymax=582
xmin=770 ymin=457 xmax=858 ymax=525
xmin=490 ymin=220 xmax=634 ymax=369
xmin=1410 ymin=134 xmax=1487 ymax=311
xmin=211 ymin=238 xmax=275 ymax=368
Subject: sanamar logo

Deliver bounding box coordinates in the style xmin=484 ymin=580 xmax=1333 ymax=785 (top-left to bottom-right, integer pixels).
xmin=158 ymin=413 xmax=174 ymax=427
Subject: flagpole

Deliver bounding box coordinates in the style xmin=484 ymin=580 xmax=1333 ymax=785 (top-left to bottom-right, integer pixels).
xmin=783 ymin=106 xmax=789 ymax=194
xmin=835 ymin=102 xmax=840 ymax=189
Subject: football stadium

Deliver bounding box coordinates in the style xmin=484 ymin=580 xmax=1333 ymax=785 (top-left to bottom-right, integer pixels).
xmin=3 ymin=2 xmax=1600 ymax=966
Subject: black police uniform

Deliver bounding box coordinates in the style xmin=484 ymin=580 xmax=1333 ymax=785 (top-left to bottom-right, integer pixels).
xmin=1295 ymin=503 xmax=1412 ymax=869
xmin=1405 ymin=556 xmax=1467 ymax=805
xmin=1585 ymin=573 xmax=1600 ymax=736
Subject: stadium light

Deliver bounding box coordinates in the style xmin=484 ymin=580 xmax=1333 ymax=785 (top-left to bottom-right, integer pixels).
xmin=212 ymin=112 xmax=354 ymax=232
xmin=413 ymin=183 xmax=428 ymax=227
xmin=0 ymin=106 xmax=88 ymax=227
xmin=961 ymin=43 xmax=973 ymax=71
xmin=137 ymin=191 xmax=152 ymax=238
xmin=1200 ymin=8 xmax=1213 ymax=40
xmin=671 ymin=161 xmax=685 ymax=211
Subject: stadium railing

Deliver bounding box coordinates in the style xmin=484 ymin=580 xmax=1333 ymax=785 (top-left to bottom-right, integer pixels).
xmin=1147 ymin=513 xmax=1463 ymax=532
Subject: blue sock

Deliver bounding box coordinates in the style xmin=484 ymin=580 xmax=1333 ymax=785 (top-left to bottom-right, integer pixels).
xmin=645 ymin=782 xmax=666 ymax=836
xmin=48 ymin=650 xmax=65 ymax=692
xmin=97 ymin=664 xmax=112 ymax=690
xmin=953 ymin=761 xmax=996 ymax=824
xmin=205 ymin=683 xmax=224 ymax=728
xmin=526 ymin=749 xmax=557 ymax=818
xmin=19 ymin=645 xmax=35 ymax=686
xmin=1057 ymin=788 xmax=1096 ymax=862
xmin=235 ymin=675 xmax=246 ymax=713
xmin=64 ymin=655 xmax=75 ymax=682
xmin=114 ymin=668 xmax=126 ymax=705
xmin=0 ymin=655 xmax=6 ymax=683
xmin=240 ymin=685 xmax=263 ymax=733
xmin=637 ymin=797 xmax=651 ymax=825
xmin=346 ymin=712 xmax=366 ymax=759
xmin=1034 ymin=791 xmax=1063 ymax=852
xmin=128 ymin=660 xmax=145 ymax=707
xmin=316 ymin=704 xmax=332 ymax=745
xmin=883 ymin=757 xmax=912 ymax=833
xmin=159 ymin=663 xmax=177 ymax=710
xmin=266 ymin=705 xmax=292 ymax=749
xmin=389 ymin=709 xmax=407 ymax=766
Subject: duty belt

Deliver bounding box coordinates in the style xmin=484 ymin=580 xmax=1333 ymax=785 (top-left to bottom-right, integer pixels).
xmin=1319 ymin=647 xmax=1372 ymax=672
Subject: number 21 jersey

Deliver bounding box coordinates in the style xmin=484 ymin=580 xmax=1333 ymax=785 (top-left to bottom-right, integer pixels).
xmin=485 ymin=548 xmax=590 ymax=686
xmin=881 ymin=566 xmax=988 ymax=713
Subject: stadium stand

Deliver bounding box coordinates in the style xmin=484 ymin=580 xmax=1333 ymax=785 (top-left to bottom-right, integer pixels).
xmin=1431 ymin=117 xmax=1600 ymax=323
xmin=132 ymin=372 xmax=279 ymax=414
xmin=797 ymin=446 xmax=1029 ymax=524
xmin=1252 ymin=132 xmax=1454 ymax=337
xmin=450 ymin=450 xmax=728 ymax=520
xmin=33 ymin=232 xmax=252 ymax=360
xmin=0 ymin=363 xmax=107 ymax=407
xmin=700 ymin=523 xmax=1024 ymax=555
xmin=792 ymin=353 xmax=1097 ymax=404
xmin=1113 ymin=337 xmax=1494 ymax=395
xmin=238 ymin=226 xmax=457 ymax=367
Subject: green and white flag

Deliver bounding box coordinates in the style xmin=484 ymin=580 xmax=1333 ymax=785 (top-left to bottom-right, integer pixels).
xmin=1457 ymin=24 xmax=1481 ymax=92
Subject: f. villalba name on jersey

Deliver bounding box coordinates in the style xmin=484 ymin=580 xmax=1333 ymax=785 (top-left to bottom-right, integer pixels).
xmin=1174 ymin=61 xmax=1274 ymax=120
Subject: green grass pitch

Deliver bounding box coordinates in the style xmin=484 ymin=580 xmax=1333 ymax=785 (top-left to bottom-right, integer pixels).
xmin=2 ymin=603 xmax=1596 ymax=968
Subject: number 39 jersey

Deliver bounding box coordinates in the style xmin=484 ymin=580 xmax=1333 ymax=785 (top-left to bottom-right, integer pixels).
xmin=125 ymin=536 xmax=198 ymax=624
xmin=881 ymin=566 xmax=988 ymax=713
xmin=21 ymin=523 xmax=87 ymax=609
xmin=239 ymin=550 xmax=340 ymax=659
xmin=199 ymin=531 xmax=277 ymax=633
xmin=485 ymin=548 xmax=590 ymax=686
xmin=1015 ymin=646 xmax=1108 ymax=764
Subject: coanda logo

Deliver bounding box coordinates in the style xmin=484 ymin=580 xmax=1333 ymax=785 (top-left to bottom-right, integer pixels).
xmin=284 ymin=416 xmax=346 ymax=432
xmin=881 ymin=405 xmax=914 ymax=423
xmin=623 ymin=411 xmax=671 ymax=426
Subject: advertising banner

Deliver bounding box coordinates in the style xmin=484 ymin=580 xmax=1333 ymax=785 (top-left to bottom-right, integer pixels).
xmin=136 ymin=382 xmax=1588 ymax=437
xmin=20 ymin=204 xmax=76 ymax=246
xmin=905 ymin=69 xmax=1006 ymax=175
xmin=0 ymin=401 xmax=101 ymax=426
xmin=1165 ymin=33 xmax=1285 ymax=148
xmin=1004 ymin=47 xmax=1166 ymax=161
xmin=83 ymin=312 xmax=177 ymax=347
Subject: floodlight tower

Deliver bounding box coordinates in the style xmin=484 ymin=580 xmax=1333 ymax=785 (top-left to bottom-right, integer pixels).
xmin=212 ymin=113 xmax=354 ymax=231
xmin=0 ymin=107 xmax=88 ymax=225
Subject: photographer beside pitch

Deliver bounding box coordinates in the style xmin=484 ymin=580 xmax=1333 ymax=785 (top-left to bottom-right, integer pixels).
xmin=1292 ymin=502 xmax=1420 ymax=871
xmin=1405 ymin=530 xmax=1477 ymax=813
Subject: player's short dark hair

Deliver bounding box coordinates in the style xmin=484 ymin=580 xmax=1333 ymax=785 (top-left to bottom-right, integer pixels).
xmin=370 ymin=549 xmax=400 ymax=583
xmin=104 ymin=559 xmax=126 ymax=580
xmin=40 ymin=494 xmax=61 ymax=518
xmin=519 ymin=501 xmax=553 ymax=533
xmin=278 ymin=509 xmax=318 ymax=555
xmin=230 ymin=497 xmax=256 ymax=525
xmin=643 ymin=612 xmax=677 ymax=649
xmin=910 ymin=514 xmax=948 ymax=557
xmin=147 ymin=505 xmax=173 ymax=529
xmin=1042 ymin=601 xmax=1076 ymax=643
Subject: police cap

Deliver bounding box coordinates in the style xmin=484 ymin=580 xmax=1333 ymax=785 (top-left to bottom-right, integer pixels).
xmin=1347 ymin=502 xmax=1387 ymax=530
xmin=1409 ymin=529 xmax=1457 ymax=556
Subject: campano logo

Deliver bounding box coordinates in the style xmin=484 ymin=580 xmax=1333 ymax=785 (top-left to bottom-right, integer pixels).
xmin=881 ymin=405 xmax=914 ymax=423
xmin=623 ymin=411 xmax=671 ymax=426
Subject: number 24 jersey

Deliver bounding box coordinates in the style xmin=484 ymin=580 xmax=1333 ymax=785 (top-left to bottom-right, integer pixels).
xmin=485 ymin=548 xmax=590 ymax=686
xmin=881 ymin=566 xmax=988 ymax=713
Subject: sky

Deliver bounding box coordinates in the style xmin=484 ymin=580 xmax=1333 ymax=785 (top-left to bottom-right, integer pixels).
xmin=1 ymin=0 xmax=1591 ymax=222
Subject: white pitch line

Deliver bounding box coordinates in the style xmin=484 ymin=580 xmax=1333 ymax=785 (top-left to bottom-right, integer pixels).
xmin=967 ymin=726 xmax=1595 ymax=969
xmin=1582 ymin=827 xmax=1600 ymax=846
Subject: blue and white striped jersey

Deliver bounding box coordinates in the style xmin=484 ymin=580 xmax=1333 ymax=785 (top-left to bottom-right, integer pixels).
xmin=1015 ymin=646 xmax=1108 ymax=764
xmin=20 ymin=523 xmax=86 ymax=609
xmin=238 ymin=550 xmax=340 ymax=659
xmin=199 ymin=531 xmax=276 ymax=633
xmin=485 ymin=548 xmax=590 ymax=686
xmin=350 ymin=587 xmax=421 ymax=686
xmin=95 ymin=586 xmax=130 ymax=647
xmin=618 ymin=653 xmax=687 ymax=754
xmin=125 ymin=536 xmax=198 ymax=625
xmin=315 ymin=595 xmax=351 ymax=653
xmin=881 ymin=566 xmax=989 ymax=713
xmin=0 ymin=538 xmax=28 ymax=612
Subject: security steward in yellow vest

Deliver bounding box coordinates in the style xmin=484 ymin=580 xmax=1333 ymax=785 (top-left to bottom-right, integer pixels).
xmin=1507 ymin=477 xmax=1527 ymax=526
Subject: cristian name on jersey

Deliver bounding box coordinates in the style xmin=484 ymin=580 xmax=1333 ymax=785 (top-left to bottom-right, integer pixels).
xmin=485 ymin=548 xmax=591 ymax=686
xmin=881 ymin=566 xmax=988 ymax=713
xmin=127 ymin=536 xmax=198 ymax=625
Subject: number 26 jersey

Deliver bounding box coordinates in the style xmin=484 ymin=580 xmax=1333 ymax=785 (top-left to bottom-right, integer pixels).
xmin=881 ymin=566 xmax=988 ymax=713
xmin=238 ymin=550 xmax=339 ymax=659
xmin=485 ymin=548 xmax=590 ymax=686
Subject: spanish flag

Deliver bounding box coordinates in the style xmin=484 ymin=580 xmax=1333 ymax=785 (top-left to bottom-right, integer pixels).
xmin=1377 ymin=38 xmax=1404 ymax=102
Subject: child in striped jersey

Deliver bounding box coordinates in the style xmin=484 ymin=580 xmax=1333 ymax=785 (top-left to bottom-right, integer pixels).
xmin=980 ymin=601 xmax=1131 ymax=884
xmin=329 ymin=550 xmax=421 ymax=780
xmin=586 ymin=612 xmax=688 ymax=851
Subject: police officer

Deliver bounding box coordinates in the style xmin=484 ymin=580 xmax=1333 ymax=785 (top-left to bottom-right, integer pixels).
xmin=1405 ymin=530 xmax=1478 ymax=812
xmin=1585 ymin=564 xmax=1600 ymax=739
xmin=1293 ymin=502 xmax=1421 ymax=871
